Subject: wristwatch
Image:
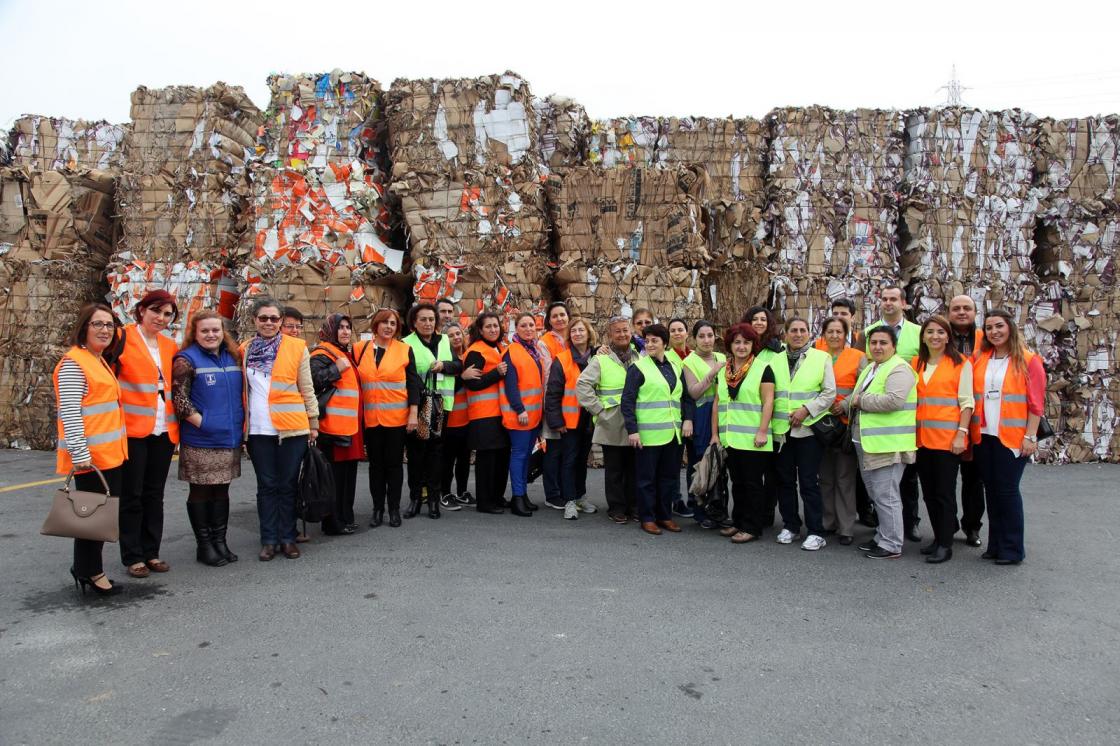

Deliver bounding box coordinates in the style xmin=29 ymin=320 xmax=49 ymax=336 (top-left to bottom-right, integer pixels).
xmin=1024 ymin=435 xmax=1038 ymax=443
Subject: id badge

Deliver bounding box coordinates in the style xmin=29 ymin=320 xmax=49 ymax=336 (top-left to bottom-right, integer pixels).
xmin=985 ymin=389 xmax=1001 ymax=401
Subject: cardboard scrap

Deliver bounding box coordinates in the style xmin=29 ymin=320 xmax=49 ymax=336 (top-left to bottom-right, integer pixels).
xmin=0 ymin=166 xmax=117 ymax=263
xmin=587 ymin=117 xmax=664 ymax=169
xmin=1035 ymin=115 xmax=1119 ymax=211
xmin=533 ymin=95 xmax=590 ymax=174
xmin=7 ymin=115 xmax=127 ymax=171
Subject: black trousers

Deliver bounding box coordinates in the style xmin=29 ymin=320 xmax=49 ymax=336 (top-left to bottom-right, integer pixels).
xmin=73 ymin=466 xmax=123 ymax=577
xmin=406 ymin=434 xmax=443 ymax=502
xmin=119 ymin=433 xmax=175 ymax=566
xmin=474 ymin=447 xmax=510 ymax=511
xmin=727 ymin=448 xmax=771 ymax=536
xmin=762 ymin=441 xmax=782 ymax=523
xmin=855 ymin=469 xmax=873 ymax=518
xmin=959 ymin=455 xmax=986 ymax=532
xmin=635 ymin=441 xmax=681 ymax=524
xmin=320 ymin=441 xmax=358 ymax=532
xmin=901 ymin=462 xmax=921 ymax=530
xmin=917 ymin=448 xmax=961 ymax=547
xmin=440 ymin=425 xmax=471 ymax=497
xmin=601 ymin=444 xmax=637 ymax=517
xmin=559 ymin=428 xmax=594 ymax=501
xmin=366 ymin=426 xmax=405 ymax=513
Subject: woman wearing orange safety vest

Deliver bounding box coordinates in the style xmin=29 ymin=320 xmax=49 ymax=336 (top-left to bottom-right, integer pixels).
xmin=541 ymin=301 xmax=569 ymax=360
xmin=242 ymin=298 xmax=319 ymax=562
xmin=911 ymin=315 xmax=974 ymax=564
xmin=543 ymin=317 xmax=598 ymax=520
xmin=970 ymin=309 xmax=1046 ymax=566
xmin=818 ymin=317 xmax=867 ymax=546
xmin=310 ymin=314 xmax=362 ymax=537
xmin=54 ymin=303 xmax=128 ymax=596
xmin=462 ymin=311 xmax=510 ymax=515
xmin=439 ymin=322 xmax=474 ymax=510
xmin=353 ymin=308 xmax=421 ymax=530
xmin=501 ymin=313 xmax=549 ymax=518
xmin=114 ymin=290 xmax=180 ymax=579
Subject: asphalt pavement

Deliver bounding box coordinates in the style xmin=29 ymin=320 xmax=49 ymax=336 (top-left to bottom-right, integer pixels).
xmin=1 ymin=447 xmax=1117 ymax=745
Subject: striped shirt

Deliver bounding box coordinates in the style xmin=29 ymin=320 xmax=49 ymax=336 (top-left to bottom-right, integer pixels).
xmin=56 ymin=358 xmax=92 ymax=464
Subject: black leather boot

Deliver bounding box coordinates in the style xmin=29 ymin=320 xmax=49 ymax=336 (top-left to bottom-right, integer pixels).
xmin=524 ymin=495 xmax=539 ymax=512
xmin=369 ymin=508 xmax=384 ymax=528
xmin=427 ymin=494 xmax=440 ymax=519
xmin=403 ymin=496 xmax=422 ymax=519
xmin=510 ymin=495 xmax=533 ymax=517
xmin=186 ymin=502 xmax=227 ymax=567
xmin=209 ymin=499 xmax=238 ymax=562
xmin=388 ymin=507 xmax=402 ymax=527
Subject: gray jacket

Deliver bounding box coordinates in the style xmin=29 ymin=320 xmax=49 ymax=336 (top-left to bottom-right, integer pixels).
xmin=576 ymin=350 xmax=634 ymax=447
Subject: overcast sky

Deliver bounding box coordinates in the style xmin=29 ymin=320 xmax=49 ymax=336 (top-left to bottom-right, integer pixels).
xmin=1 ymin=0 xmax=1117 ymax=129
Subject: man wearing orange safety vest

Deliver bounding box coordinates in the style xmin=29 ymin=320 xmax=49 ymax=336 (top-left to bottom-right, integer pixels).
xmin=947 ymin=294 xmax=986 ymax=547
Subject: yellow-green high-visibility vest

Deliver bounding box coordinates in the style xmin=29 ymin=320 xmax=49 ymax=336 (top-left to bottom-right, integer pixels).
xmin=403 ymin=333 xmax=455 ymax=410
xmin=717 ymin=361 xmax=773 ymax=452
xmin=634 ymin=354 xmax=683 ymax=446
xmin=681 ymin=351 xmax=726 ymax=410
xmin=853 ymin=354 xmax=917 ymax=453
xmin=864 ymin=319 xmax=921 ymax=361
xmin=757 ymin=346 xmax=790 ymax=435
xmin=787 ymin=347 xmax=831 ymax=427
xmin=597 ymin=354 xmax=628 ymax=410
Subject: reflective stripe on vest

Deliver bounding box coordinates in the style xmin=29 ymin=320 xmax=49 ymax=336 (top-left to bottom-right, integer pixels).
xmin=597 ymin=355 xmax=628 ymax=409
xmin=757 ymin=348 xmax=791 ymax=434
xmin=465 ymin=341 xmax=505 ymax=421
xmin=403 ymin=333 xmax=456 ymax=411
xmin=557 ymin=349 xmax=583 ymax=430
xmin=499 ymin=342 xmax=544 ymax=431
xmin=116 ymin=324 xmax=180 ymax=443
xmin=912 ymin=353 xmax=969 ymax=452
xmin=970 ymin=349 xmax=1037 ymax=450
xmin=312 ymin=342 xmax=360 ymax=437
xmin=54 ymin=346 xmax=128 ymax=474
xmin=634 ymin=354 xmax=683 ymax=446
xmin=242 ymin=335 xmax=311 ymax=432
xmin=355 ymin=339 xmax=410 ymax=427
xmin=830 ymin=346 xmax=865 ymax=425
xmin=787 ymin=347 xmax=831 ymax=428
xmin=852 ymin=355 xmax=917 ymax=454
xmin=682 ymin=351 xmax=725 ymax=410
xmin=717 ymin=360 xmax=773 ymax=452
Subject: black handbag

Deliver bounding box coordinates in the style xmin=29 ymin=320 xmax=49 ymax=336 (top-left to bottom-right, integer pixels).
xmin=1036 ymin=415 xmax=1055 ymax=441
xmin=810 ymin=413 xmax=848 ymax=448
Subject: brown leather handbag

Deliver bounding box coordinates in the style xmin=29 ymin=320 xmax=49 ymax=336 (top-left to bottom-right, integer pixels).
xmin=40 ymin=467 xmax=120 ymax=542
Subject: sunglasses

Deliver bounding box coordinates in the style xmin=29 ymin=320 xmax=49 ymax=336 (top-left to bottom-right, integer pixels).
xmin=257 ymin=315 xmax=281 ymax=323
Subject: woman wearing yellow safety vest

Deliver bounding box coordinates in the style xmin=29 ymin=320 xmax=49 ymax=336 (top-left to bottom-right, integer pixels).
xmin=846 ymin=326 xmax=918 ymax=560
xmin=309 ymin=314 xmax=363 ymax=536
xmin=242 ymin=298 xmax=320 ymax=561
xmin=681 ymin=320 xmax=726 ymax=528
xmin=54 ymin=303 xmax=128 ymax=596
xmin=742 ymin=306 xmax=790 ymax=527
xmin=711 ymin=323 xmax=776 ymax=543
xmin=402 ymin=303 xmax=462 ymax=520
xmin=621 ymin=323 xmax=695 ymax=536
xmin=439 ymin=322 xmax=475 ymax=510
xmin=774 ymin=317 xmax=837 ymax=551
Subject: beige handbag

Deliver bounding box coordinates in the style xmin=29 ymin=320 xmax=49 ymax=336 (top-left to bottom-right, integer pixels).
xmin=40 ymin=467 xmax=120 ymax=542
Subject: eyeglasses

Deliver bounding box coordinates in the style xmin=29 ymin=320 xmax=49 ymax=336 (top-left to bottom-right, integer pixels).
xmin=88 ymin=321 xmax=115 ymax=330
xmin=257 ymin=315 xmax=281 ymax=323
xmin=282 ymin=323 xmax=303 ymax=331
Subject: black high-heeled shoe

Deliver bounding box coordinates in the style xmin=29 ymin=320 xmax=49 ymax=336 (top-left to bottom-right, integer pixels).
xmin=69 ymin=568 xmax=122 ymax=597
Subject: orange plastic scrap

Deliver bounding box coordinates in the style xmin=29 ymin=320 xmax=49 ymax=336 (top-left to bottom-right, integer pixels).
xmin=350 ymin=286 xmax=365 ymax=302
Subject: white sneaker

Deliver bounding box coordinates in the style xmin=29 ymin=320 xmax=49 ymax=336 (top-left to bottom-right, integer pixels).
xmin=801 ymin=534 xmax=826 ymax=551
xmin=575 ymin=499 xmax=597 ymax=514
xmin=563 ymin=501 xmax=579 ymax=520
xmin=776 ymin=529 xmax=796 ymax=544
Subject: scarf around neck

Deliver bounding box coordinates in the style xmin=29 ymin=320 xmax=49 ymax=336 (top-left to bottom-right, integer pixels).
xmin=246 ymin=333 xmax=282 ymax=373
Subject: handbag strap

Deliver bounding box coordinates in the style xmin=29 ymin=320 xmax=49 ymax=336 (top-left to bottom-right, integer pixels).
xmin=63 ymin=465 xmax=111 ymax=496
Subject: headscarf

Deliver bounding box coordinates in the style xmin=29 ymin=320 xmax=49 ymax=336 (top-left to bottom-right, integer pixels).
xmin=245 ymin=332 xmax=282 ymax=373
xmin=318 ymin=313 xmax=352 ymax=351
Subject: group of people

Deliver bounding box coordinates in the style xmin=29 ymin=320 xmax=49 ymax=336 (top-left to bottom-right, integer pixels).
xmin=53 ymin=285 xmax=1045 ymax=595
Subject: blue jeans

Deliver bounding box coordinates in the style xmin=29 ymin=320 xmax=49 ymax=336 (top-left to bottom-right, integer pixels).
xmin=975 ymin=434 xmax=1027 ymax=561
xmin=247 ymin=435 xmax=307 ymax=545
xmin=508 ymin=428 xmax=540 ymax=497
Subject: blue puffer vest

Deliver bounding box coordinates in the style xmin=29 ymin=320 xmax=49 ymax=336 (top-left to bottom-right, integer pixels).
xmin=175 ymin=344 xmax=244 ymax=449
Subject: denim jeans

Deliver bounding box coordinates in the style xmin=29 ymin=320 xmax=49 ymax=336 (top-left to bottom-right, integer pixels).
xmin=974 ymin=434 xmax=1027 ymax=561
xmin=508 ymin=428 xmax=540 ymax=497
xmin=247 ymin=435 xmax=307 ymax=545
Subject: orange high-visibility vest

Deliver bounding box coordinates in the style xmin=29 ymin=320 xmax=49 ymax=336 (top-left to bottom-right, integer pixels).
xmin=466 ymin=340 xmax=505 ymax=421
xmin=556 ymin=348 xmax=583 ymax=430
xmin=963 ymin=328 xmax=984 ymax=360
xmin=241 ymin=334 xmax=311 ymax=432
xmin=542 ymin=331 xmax=566 ymax=361
xmin=446 ymin=350 xmax=470 ymax=428
xmin=830 ymin=346 xmax=865 ymax=425
xmin=912 ymin=354 xmax=968 ymax=451
xmin=355 ymin=338 xmax=410 ymax=428
xmin=54 ymin=346 xmax=128 ymax=474
xmin=500 ymin=342 xmax=544 ymax=431
xmin=311 ymin=341 xmax=360 ymax=436
xmin=116 ymin=324 xmax=180 ymax=443
xmin=970 ymin=348 xmax=1038 ymax=450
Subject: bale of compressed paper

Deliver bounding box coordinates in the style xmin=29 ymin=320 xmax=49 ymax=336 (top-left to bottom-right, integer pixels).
xmin=118 ymin=83 xmax=263 ymax=264
xmin=533 ymin=95 xmax=589 ymax=174
xmin=386 ymin=72 xmax=539 ymax=184
xmin=412 ymin=252 xmax=550 ymax=331
xmin=586 ymin=117 xmax=663 ymax=169
xmin=1035 ymin=115 xmax=1119 ymax=212
xmin=544 ymin=165 xmax=709 ymax=269
xmin=7 ymin=116 xmax=127 ymax=171
xmin=0 ymin=166 xmax=117 ymax=263
xmin=555 ymin=260 xmax=705 ymax=329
